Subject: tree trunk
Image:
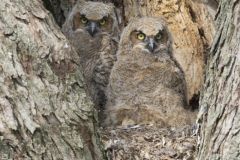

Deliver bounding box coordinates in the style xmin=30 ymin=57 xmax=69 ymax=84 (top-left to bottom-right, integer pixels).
xmin=121 ymin=0 xmax=215 ymax=104
xmin=0 ymin=0 xmax=103 ymax=159
xmin=197 ymin=0 xmax=240 ymax=159
xmin=3 ymin=0 xmax=238 ymax=159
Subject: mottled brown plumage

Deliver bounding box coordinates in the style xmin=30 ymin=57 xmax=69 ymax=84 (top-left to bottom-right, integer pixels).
xmin=62 ymin=1 xmax=119 ymax=112
xmin=105 ymin=17 xmax=196 ymax=127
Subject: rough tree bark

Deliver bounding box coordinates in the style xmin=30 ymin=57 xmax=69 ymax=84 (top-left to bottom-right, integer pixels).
xmin=3 ymin=0 xmax=238 ymax=159
xmin=197 ymin=0 xmax=240 ymax=159
xmin=0 ymin=0 xmax=103 ymax=159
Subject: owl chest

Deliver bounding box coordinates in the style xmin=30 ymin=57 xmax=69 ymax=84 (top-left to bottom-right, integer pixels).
xmin=80 ymin=39 xmax=101 ymax=57
xmin=113 ymin=61 xmax=159 ymax=91
xmin=77 ymin=35 xmax=112 ymax=66
xmin=113 ymin=56 xmax=181 ymax=95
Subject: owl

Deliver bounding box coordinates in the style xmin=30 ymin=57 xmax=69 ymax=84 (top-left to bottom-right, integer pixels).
xmin=62 ymin=1 xmax=119 ymax=115
xmin=105 ymin=17 xmax=196 ymax=127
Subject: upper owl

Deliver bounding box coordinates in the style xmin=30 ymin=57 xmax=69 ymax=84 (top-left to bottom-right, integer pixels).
xmin=62 ymin=1 xmax=119 ymax=38
xmin=62 ymin=1 xmax=119 ymax=118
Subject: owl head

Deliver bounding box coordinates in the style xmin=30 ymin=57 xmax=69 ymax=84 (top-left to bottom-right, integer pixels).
xmin=66 ymin=1 xmax=119 ymax=38
xmin=119 ymin=17 xmax=172 ymax=55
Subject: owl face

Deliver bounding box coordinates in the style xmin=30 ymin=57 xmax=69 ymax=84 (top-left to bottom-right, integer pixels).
xmin=72 ymin=2 xmax=115 ymax=37
xmin=120 ymin=17 xmax=171 ymax=54
xmin=130 ymin=29 xmax=168 ymax=53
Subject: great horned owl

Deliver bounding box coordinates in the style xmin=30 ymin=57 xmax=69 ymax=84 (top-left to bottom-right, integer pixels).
xmin=105 ymin=17 xmax=196 ymax=127
xmin=62 ymin=1 xmax=119 ymax=113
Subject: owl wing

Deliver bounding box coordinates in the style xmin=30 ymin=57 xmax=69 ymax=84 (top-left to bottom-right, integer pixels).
xmin=92 ymin=37 xmax=118 ymax=107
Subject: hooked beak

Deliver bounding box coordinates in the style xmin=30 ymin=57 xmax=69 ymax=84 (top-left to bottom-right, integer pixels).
xmin=146 ymin=38 xmax=157 ymax=53
xmin=86 ymin=22 xmax=99 ymax=37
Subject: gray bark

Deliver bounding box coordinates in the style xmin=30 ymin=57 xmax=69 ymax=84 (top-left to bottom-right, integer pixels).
xmin=0 ymin=0 xmax=103 ymax=159
xmin=197 ymin=0 xmax=240 ymax=159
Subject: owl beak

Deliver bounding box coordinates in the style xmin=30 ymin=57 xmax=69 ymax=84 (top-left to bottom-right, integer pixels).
xmin=86 ymin=22 xmax=99 ymax=37
xmin=146 ymin=38 xmax=157 ymax=53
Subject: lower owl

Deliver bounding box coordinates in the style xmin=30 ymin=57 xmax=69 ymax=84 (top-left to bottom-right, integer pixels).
xmin=105 ymin=17 xmax=196 ymax=127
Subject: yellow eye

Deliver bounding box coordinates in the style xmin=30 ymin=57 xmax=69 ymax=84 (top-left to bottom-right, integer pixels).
xmin=100 ymin=19 xmax=106 ymax=25
xmin=137 ymin=33 xmax=145 ymax=40
xmin=155 ymin=33 xmax=162 ymax=40
xmin=81 ymin=17 xmax=88 ymax=24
